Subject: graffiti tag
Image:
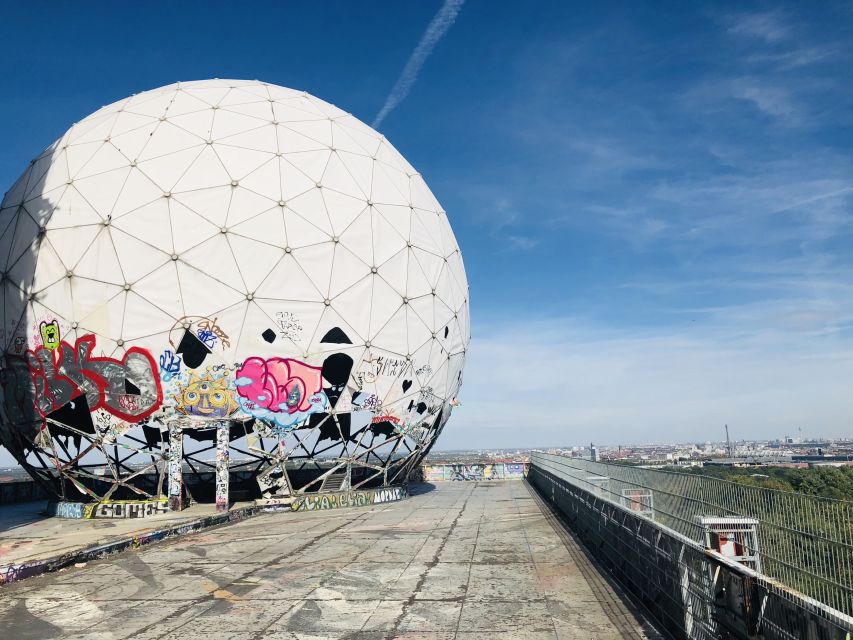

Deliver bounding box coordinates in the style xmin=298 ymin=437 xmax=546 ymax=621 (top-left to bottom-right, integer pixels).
xmin=91 ymin=499 xmax=168 ymax=519
xmin=274 ymin=311 xmax=302 ymax=342
xmin=4 ymin=334 xmax=163 ymax=423
xmin=290 ymin=487 xmax=405 ymax=511
xmin=235 ymin=356 xmax=327 ymax=431
xmin=356 ymin=355 xmax=410 ymax=386
xmin=197 ymin=317 xmax=229 ymax=349
xmin=159 ymin=349 xmax=182 ymax=382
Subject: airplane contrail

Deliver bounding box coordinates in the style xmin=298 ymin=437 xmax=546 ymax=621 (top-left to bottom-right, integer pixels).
xmin=372 ymin=0 xmax=465 ymax=129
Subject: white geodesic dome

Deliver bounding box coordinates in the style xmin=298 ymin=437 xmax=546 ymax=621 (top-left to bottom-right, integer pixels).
xmin=0 ymin=79 xmax=468 ymax=499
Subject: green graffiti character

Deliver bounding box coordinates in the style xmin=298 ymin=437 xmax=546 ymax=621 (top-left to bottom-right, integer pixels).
xmin=40 ymin=320 xmax=60 ymax=350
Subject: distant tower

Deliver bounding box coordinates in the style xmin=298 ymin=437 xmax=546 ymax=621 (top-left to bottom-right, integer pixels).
xmin=725 ymin=425 xmax=733 ymax=457
xmin=590 ymin=443 xmax=599 ymax=462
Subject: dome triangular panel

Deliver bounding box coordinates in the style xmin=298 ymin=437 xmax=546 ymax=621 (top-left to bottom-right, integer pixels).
xmin=228 ymin=233 xmax=285 ymax=293
xmin=283 ymin=208 xmax=332 ymax=248
xmin=73 ymin=166 xmax=131 ymax=216
xmin=168 ymin=199 xmax=222 ymax=254
xmin=163 ymin=90 xmax=210 ymax=118
xmin=171 ymin=146 xmax=230 ymax=193
xmin=171 ymin=186 xmax=231 ymax=228
xmin=229 ymin=205 xmax=287 ymax=248
xmin=328 ymin=244 xmax=371 ymax=299
xmin=254 ymin=252 xmax=321 ymax=302
xmin=111 ymin=198 xmax=174 ymax=255
xmin=137 ymin=123 xmax=204 ymax=162
xmin=180 ymin=233 xmax=246 ymax=293
xmin=111 ymin=169 xmax=163 ymax=219
xmin=72 ymin=229 xmax=125 ymax=285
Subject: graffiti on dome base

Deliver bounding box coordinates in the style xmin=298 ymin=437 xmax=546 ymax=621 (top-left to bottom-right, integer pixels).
xmin=0 ymin=315 xmax=452 ymax=506
xmin=2 ymin=334 xmax=163 ymax=424
xmin=47 ymin=499 xmax=169 ymax=519
xmin=235 ymin=356 xmax=328 ymax=432
xmin=290 ymin=486 xmax=405 ymax=511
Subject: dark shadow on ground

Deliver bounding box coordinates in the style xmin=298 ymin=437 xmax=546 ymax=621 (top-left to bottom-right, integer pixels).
xmin=407 ymin=482 xmax=436 ymax=497
xmin=0 ymin=500 xmax=49 ymax=534
xmin=524 ymin=478 xmax=666 ymax=640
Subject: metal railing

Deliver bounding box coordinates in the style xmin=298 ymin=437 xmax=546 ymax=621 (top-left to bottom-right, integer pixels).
xmin=531 ymin=453 xmax=853 ymax=617
xmin=529 ymin=454 xmax=853 ymax=640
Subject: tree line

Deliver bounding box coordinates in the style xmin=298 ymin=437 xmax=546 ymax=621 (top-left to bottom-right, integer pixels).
xmin=674 ymin=464 xmax=853 ymax=501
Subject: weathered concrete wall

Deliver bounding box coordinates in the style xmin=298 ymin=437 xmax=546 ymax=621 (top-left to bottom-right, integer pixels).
xmin=0 ymin=479 xmax=49 ymax=504
xmin=46 ymin=498 xmax=169 ymax=519
xmin=290 ymin=486 xmax=406 ymax=511
xmin=422 ymin=462 xmax=526 ymax=481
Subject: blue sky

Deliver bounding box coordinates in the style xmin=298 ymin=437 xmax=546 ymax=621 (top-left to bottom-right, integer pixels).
xmin=1 ymin=1 xmax=852 ymax=454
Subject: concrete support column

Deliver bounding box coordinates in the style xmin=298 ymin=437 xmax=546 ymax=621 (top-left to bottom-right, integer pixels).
xmin=168 ymin=422 xmax=183 ymax=512
xmin=215 ymin=421 xmax=229 ymax=511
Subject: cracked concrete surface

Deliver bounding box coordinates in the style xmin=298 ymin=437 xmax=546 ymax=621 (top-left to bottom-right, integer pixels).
xmin=0 ymin=481 xmax=662 ymax=639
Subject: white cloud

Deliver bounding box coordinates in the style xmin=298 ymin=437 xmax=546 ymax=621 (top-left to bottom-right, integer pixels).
xmin=747 ymin=45 xmax=837 ymax=69
xmin=684 ymin=76 xmax=808 ymax=127
xmin=452 ymin=186 xmax=546 ymax=251
xmin=373 ymin=0 xmax=465 ymax=128
xmin=731 ymin=80 xmax=801 ymax=125
xmin=438 ymin=313 xmax=853 ymax=450
xmin=566 ymin=136 xmax=662 ymax=174
xmin=726 ymin=11 xmax=791 ymax=43
xmin=506 ymin=234 xmax=539 ymax=251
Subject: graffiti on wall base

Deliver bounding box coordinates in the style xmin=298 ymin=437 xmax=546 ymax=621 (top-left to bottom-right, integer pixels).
xmin=423 ymin=463 xmax=528 ymax=482
xmin=91 ymin=499 xmax=169 ymax=519
xmin=48 ymin=498 xmax=169 ymax=519
xmin=290 ymin=486 xmax=405 ymax=511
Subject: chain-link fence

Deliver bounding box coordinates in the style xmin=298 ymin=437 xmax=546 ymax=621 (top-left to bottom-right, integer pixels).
xmin=527 ymin=460 xmax=853 ymax=640
xmin=531 ymin=453 xmax=853 ymax=617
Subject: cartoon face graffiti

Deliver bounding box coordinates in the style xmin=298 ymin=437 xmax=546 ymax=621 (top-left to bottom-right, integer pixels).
xmin=39 ymin=320 xmax=60 ymax=350
xmin=174 ymin=375 xmax=238 ymax=418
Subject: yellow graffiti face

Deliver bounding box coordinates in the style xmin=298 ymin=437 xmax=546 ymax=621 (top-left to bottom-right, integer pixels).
xmin=175 ymin=375 xmax=238 ymax=418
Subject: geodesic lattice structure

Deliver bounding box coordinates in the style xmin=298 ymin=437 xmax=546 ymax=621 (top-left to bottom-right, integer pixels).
xmin=0 ymin=79 xmax=469 ymax=503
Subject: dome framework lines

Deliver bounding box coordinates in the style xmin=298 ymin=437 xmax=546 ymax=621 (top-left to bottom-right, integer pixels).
xmin=0 ymin=80 xmax=468 ymax=503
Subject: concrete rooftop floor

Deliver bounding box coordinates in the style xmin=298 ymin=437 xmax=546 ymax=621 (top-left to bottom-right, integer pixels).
xmin=0 ymin=480 xmax=661 ymax=639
